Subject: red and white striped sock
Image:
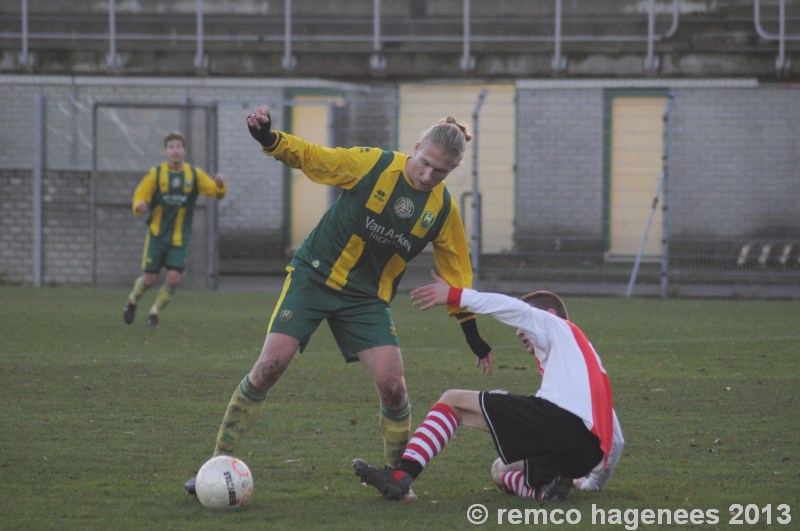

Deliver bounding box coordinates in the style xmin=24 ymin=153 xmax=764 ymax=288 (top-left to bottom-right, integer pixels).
xmin=500 ymin=471 xmax=536 ymax=498
xmin=400 ymin=402 xmax=460 ymax=471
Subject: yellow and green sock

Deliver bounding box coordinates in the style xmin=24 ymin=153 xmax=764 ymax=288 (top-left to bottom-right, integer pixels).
xmin=379 ymin=398 xmax=412 ymax=467
xmin=214 ymin=376 xmax=269 ymax=456
xmin=150 ymin=283 xmax=175 ymax=315
xmin=128 ymin=276 xmax=148 ymax=305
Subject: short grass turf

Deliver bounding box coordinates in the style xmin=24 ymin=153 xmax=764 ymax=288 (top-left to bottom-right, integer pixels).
xmin=1 ymin=286 xmax=798 ymax=530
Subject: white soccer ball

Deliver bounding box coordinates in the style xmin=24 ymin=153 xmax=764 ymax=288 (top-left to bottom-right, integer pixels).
xmin=195 ymin=455 xmax=254 ymax=510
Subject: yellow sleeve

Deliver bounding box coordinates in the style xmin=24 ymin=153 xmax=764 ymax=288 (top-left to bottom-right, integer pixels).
xmin=132 ymin=167 xmax=158 ymax=216
xmin=195 ymin=166 xmax=227 ymax=200
xmin=432 ymin=197 xmax=476 ymax=318
xmin=262 ymin=131 xmax=384 ymax=189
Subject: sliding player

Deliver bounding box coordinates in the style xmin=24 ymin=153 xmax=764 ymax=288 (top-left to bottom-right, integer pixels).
xmin=354 ymin=271 xmax=623 ymax=501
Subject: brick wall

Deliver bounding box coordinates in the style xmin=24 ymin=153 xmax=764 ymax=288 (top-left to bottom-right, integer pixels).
xmin=40 ymin=170 xmax=92 ymax=285
xmin=0 ymin=170 xmax=33 ymax=283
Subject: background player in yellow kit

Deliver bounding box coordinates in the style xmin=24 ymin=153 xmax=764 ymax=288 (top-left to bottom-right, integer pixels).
xmin=123 ymin=130 xmax=227 ymax=327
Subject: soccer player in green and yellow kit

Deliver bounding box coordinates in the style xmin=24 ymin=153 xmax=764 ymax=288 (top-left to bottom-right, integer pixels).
xmin=185 ymin=106 xmax=494 ymax=499
xmin=123 ymin=131 xmax=227 ymax=327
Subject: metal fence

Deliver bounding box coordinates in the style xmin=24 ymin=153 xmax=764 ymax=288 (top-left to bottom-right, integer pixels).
xmin=485 ymin=84 xmax=800 ymax=299
xmin=3 ymin=0 xmax=798 ymax=75
xmin=0 ymin=94 xmax=219 ymax=288
xmin=90 ymin=101 xmax=218 ymax=289
xmin=755 ymin=0 xmax=800 ymax=72
xmin=1 ymin=82 xmax=799 ymax=299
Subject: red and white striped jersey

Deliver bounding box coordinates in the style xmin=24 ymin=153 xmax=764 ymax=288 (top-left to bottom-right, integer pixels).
xmin=458 ymin=289 xmax=615 ymax=466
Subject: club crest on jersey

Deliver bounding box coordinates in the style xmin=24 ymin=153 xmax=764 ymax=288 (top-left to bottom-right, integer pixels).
xmin=394 ymin=197 xmax=415 ymax=218
xmin=172 ymin=177 xmax=182 ymax=189
xmin=418 ymin=210 xmax=436 ymax=230
xmin=279 ymin=309 xmax=293 ymax=322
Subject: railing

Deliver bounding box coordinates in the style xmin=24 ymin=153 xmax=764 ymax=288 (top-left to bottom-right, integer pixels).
xmin=4 ymin=0 xmax=682 ymax=74
xmin=5 ymin=0 xmax=799 ymax=75
xmin=549 ymin=0 xmax=679 ymax=73
xmin=754 ymin=0 xmax=800 ymax=72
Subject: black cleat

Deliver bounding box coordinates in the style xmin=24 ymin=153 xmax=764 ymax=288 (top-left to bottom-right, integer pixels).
xmin=147 ymin=313 xmax=159 ymax=327
xmin=185 ymin=477 xmax=196 ymax=496
xmin=123 ymin=301 xmax=137 ymax=324
xmin=538 ymin=475 xmax=573 ymax=502
xmin=352 ymin=458 xmax=412 ymax=500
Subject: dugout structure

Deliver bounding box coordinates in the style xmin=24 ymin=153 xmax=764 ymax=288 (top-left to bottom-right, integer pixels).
xmin=90 ymin=101 xmax=219 ymax=289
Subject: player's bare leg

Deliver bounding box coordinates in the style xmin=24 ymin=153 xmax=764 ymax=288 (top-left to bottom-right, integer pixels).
xmin=358 ymin=346 xmax=412 ymax=468
xmin=187 ymin=333 xmax=297 ymax=496
xmin=214 ymin=332 xmax=298 ymax=455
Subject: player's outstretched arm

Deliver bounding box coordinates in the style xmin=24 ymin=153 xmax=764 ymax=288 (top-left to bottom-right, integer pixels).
xmin=410 ymin=270 xmax=451 ymax=310
xmin=411 ymin=270 xmax=494 ymax=375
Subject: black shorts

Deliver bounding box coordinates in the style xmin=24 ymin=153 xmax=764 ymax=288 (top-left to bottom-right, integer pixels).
xmin=479 ymin=390 xmax=604 ymax=490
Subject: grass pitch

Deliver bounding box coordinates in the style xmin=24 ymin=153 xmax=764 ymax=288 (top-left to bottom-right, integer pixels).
xmin=1 ymin=285 xmax=798 ymax=530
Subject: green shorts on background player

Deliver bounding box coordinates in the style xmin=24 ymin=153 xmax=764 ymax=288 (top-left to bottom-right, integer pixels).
xmin=123 ymin=130 xmax=227 ymax=327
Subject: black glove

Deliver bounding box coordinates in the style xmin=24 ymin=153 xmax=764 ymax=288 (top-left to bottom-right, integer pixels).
xmin=247 ymin=112 xmax=277 ymax=148
xmin=460 ymin=317 xmax=492 ymax=359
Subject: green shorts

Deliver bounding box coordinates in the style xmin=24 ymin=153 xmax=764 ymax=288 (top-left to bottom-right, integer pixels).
xmin=268 ymin=265 xmax=399 ymax=362
xmin=141 ymin=232 xmax=188 ymax=272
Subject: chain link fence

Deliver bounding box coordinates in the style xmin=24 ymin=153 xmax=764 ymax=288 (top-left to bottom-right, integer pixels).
xmin=1 ymin=80 xmax=798 ymax=298
xmin=495 ymin=83 xmax=800 ymax=298
xmin=91 ymin=101 xmax=216 ymax=288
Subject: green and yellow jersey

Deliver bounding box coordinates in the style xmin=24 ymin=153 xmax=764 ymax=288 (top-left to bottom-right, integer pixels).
xmin=132 ymin=162 xmax=227 ymax=247
xmin=264 ymin=131 xmax=475 ymax=318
